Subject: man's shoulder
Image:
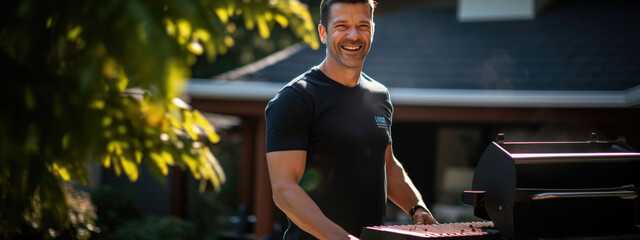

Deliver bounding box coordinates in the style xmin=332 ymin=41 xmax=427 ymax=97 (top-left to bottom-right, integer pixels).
xmin=360 ymin=72 xmax=389 ymax=94
xmin=279 ymin=67 xmax=324 ymax=94
xmin=268 ymin=68 xmax=318 ymax=104
xmin=283 ymin=70 xmax=313 ymax=89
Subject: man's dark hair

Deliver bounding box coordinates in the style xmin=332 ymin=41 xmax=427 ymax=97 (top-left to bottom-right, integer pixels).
xmin=320 ymin=0 xmax=377 ymax=28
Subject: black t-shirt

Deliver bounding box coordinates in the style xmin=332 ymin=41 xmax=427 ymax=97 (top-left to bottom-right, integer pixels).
xmin=265 ymin=67 xmax=393 ymax=239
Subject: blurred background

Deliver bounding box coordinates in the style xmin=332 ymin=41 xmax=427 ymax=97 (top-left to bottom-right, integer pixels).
xmin=2 ymin=0 xmax=639 ymax=239
xmin=187 ymin=0 xmax=640 ymax=239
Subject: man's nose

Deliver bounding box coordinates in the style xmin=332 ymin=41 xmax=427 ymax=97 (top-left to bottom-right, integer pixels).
xmin=345 ymin=27 xmax=359 ymax=40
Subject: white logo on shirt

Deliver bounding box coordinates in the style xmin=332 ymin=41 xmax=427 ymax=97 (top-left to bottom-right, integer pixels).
xmin=374 ymin=116 xmax=388 ymax=129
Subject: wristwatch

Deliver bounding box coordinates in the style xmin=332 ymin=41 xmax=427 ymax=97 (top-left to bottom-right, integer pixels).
xmin=409 ymin=204 xmax=427 ymax=216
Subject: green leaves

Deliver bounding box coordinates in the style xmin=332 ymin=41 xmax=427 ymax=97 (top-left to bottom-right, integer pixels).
xmin=1 ymin=0 xmax=319 ymax=238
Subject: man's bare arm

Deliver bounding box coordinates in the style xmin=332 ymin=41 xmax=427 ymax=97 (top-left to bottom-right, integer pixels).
xmin=267 ymin=150 xmax=357 ymax=240
xmin=385 ymin=145 xmax=438 ymax=225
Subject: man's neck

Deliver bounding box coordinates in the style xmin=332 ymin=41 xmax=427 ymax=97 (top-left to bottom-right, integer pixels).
xmin=318 ymin=59 xmax=362 ymax=88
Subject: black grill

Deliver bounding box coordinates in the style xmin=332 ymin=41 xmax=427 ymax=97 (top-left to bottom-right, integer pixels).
xmin=461 ymin=133 xmax=640 ymax=239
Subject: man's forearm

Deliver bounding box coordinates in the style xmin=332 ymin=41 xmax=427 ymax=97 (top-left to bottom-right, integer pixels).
xmin=272 ymin=183 xmax=352 ymax=239
xmin=386 ymin=159 xmax=424 ymax=213
xmin=386 ymin=159 xmax=438 ymax=224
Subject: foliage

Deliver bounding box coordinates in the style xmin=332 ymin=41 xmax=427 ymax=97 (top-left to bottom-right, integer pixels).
xmin=89 ymin=186 xmax=194 ymax=240
xmin=192 ymin=0 xmax=323 ymax=78
xmin=107 ymin=216 xmax=198 ymax=240
xmin=11 ymin=183 xmax=99 ymax=240
xmin=0 ymin=0 xmax=318 ymax=238
xmin=89 ymin=186 xmax=141 ymax=236
xmin=185 ymin=126 xmax=243 ymax=236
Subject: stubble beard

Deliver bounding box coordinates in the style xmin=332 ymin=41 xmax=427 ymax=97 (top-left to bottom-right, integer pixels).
xmin=327 ymin=37 xmax=368 ymax=70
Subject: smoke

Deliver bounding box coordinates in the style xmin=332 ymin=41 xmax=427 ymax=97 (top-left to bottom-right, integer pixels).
xmin=477 ymin=49 xmax=517 ymax=90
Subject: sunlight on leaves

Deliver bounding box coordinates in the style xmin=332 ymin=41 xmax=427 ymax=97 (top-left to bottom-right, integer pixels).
xmin=165 ymin=19 xmax=176 ymax=36
xmin=101 ymin=155 xmax=111 ymax=168
xmin=2 ymin=0 xmax=319 ymax=237
xmin=162 ymin=150 xmax=174 ymax=165
xmin=187 ymin=41 xmax=204 ymax=55
xmin=256 ymin=14 xmax=270 ymax=39
xmin=101 ymin=116 xmax=112 ymax=127
xmin=52 ymin=163 xmax=71 ymax=181
xmin=113 ymin=157 xmax=122 ymax=176
xmin=182 ymin=153 xmax=200 ymax=179
xmin=215 ymin=8 xmax=229 ymax=23
xmin=193 ymin=110 xmax=220 ymax=144
xmin=274 ymin=14 xmax=289 ymax=28
xmin=224 ymin=36 xmax=235 ymax=48
xmin=67 ymin=26 xmax=82 ymax=40
xmin=205 ymin=149 xmax=225 ymax=183
xmin=172 ymin=97 xmax=191 ymax=110
xmin=243 ymin=8 xmax=255 ymax=30
xmin=149 ymin=152 xmax=169 ymax=175
xmin=101 ymin=58 xmax=118 ymax=79
xmin=120 ymin=156 xmax=139 ymax=182
xmin=89 ymin=100 xmax=105 ymax=110
xmin=165 ymin=59 xmax=188 ymax=99
xmin=182 ymin=110 xmax=198 ymax=140
xmin=176 ymin=19 xmax=191 ymax=45
xmin=142 ymin=101 xmax=166 ymax=127
xmin=61 ymin=134 xmax=70 ymax=150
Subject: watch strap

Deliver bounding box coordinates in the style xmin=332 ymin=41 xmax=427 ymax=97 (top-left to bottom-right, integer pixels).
xmin=409 ymin=204 xmax=427 ymax=216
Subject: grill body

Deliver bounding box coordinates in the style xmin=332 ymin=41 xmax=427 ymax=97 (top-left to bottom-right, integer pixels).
xmin=462 ymin=137 xmax=640 ymax=239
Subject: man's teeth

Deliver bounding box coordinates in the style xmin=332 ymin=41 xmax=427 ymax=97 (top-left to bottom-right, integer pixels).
xmin=342 ymin=46 xmax=361 ymax=51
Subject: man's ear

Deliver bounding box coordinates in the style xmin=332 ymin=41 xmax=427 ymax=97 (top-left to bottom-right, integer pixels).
xmin=370 ymin=21 xmax=375 ymax=43
xmin=318 ymin=24 xmax=327 ymax=44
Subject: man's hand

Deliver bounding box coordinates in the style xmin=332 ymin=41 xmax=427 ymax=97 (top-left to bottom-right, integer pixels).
xmin=412 ymin=208 xmax=438 ymax=225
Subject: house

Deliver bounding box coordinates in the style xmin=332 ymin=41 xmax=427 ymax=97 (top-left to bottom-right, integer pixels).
xmin=104 ymin=1 xmax=640 ymax=239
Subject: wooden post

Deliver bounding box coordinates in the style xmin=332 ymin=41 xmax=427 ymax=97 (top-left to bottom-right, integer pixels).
xmin=253 ymin=118 xmax=275 ymax=239
xmin=240 ymin=117 xmax=257 ymax=206
xmin=169 ymin=167 xmax=186 ymax=217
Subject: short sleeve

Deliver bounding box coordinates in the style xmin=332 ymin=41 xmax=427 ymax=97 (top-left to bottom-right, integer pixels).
xmin=265 ymin=87 xmax=313 ymax=152
xmin=385 ymin=90 xmax=393 ymax=145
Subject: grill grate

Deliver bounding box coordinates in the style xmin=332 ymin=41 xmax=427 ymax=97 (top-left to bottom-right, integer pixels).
xmin=361 ymin=221 xmax=497 ymax=239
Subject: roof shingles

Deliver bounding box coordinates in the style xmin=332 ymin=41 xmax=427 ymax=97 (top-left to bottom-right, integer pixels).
xmin=226 ymin=1 xmax=640 ymax=92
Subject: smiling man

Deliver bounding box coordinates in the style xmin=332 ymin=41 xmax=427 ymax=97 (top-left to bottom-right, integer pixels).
xmin=265 ymin=0 xmax=438 ymax=239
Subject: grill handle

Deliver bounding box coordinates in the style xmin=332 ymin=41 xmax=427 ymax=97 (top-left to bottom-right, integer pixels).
xmin=461 ymin=190 xmax=486 ymax=207
xmin=530 ymin=190 xmax=637 ymax=201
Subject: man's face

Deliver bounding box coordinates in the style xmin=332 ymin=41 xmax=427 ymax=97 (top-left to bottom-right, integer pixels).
xmin=319 ymin=2 xmax=374 ymax=70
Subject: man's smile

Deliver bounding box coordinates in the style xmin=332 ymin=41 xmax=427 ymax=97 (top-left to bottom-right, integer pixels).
xmin=341 ymin=45 xmax=362 ymax=51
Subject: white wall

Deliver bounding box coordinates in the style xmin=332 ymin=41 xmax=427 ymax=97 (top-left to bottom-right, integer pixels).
xmin=458 ymin=0 xmax=535 ymax=22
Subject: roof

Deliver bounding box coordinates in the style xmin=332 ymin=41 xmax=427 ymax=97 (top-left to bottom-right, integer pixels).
xmin=188 ymin=0 xmax=640 ymax=108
